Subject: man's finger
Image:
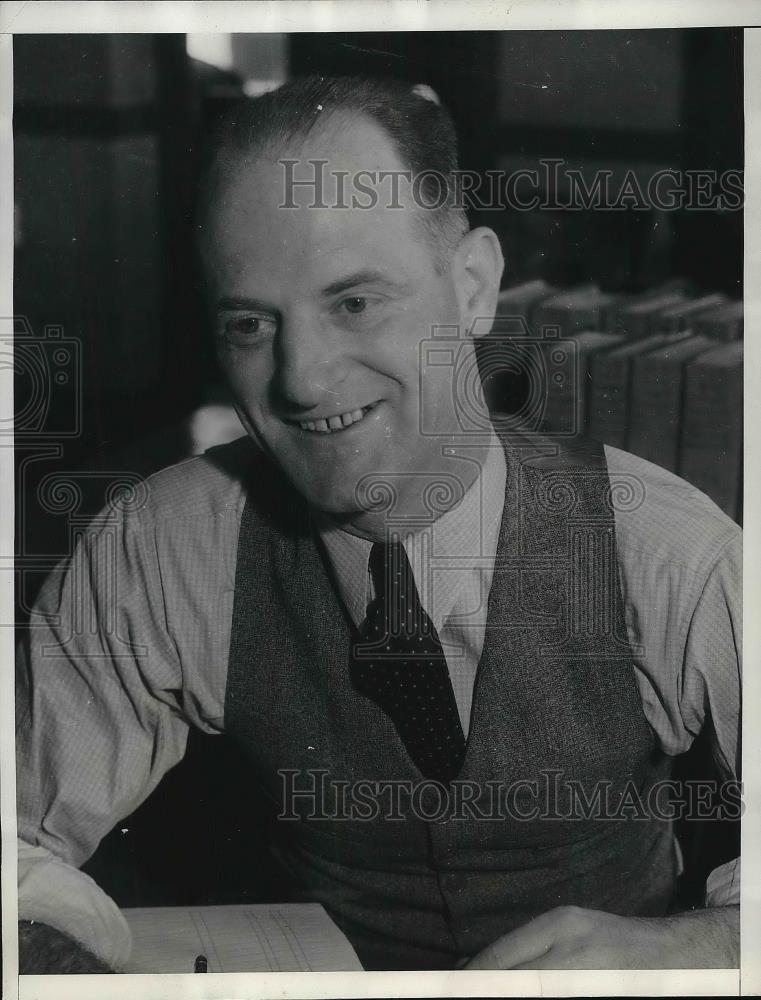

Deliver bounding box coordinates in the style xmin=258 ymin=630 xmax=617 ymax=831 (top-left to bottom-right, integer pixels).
xmin=509 ymin=949 xmax=567 ymax=971
xmin=466 ymin=912 xmax=558 ymax=969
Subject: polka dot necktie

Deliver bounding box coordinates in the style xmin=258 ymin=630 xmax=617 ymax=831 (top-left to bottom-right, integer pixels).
xmin=349 ymin=540 xmax=466 ymax=784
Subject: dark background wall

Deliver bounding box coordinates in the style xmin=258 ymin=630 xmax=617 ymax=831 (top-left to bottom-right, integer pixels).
xmin=14 ymin=30 xmax=742 ymax=909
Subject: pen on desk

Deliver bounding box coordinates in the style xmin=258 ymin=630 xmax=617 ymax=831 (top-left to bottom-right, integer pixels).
xmin=194 ymin=954 xmax=208 ymax=973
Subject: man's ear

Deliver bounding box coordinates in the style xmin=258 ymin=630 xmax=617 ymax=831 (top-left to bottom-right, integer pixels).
xmin=451 ymin=227 xmax=504 ymax=338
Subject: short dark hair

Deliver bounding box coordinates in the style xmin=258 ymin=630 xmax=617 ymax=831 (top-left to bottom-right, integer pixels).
xmin=197 ymin=75 xmax=469 ymax=270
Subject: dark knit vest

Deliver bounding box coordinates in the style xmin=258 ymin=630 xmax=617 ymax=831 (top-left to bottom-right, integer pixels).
xmin=223 ymin=432 xmax=677 ymax=970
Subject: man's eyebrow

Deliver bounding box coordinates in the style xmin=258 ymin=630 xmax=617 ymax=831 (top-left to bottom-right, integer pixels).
xmin=321 ymin=270 xmax=407 ymax=298
xmin=217 ymin=296 xmax=275 ymax=312
xmin=217 ymin=273 xmax=407 ymax=311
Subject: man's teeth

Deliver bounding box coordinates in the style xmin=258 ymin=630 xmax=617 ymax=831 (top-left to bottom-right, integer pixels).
xmin=299 ymin=407 xmax=368 ymax=433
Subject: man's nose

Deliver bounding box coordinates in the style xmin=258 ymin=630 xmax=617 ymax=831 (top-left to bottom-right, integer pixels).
xmin=274 ymin=317 xmax=346 ymax=411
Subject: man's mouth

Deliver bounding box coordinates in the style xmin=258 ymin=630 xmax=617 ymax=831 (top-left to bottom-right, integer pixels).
xmin=296 ymin=403 xmax=378 ymax=434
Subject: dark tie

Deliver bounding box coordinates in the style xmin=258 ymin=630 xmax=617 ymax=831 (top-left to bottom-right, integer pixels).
xmin=349 ymin=540 xmax=466 ymax=783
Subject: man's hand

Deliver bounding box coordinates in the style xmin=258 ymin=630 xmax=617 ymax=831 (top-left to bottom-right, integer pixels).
xmin=465 ymin=905 xmax=739 ymax=970
xmin=18 ymin=921 xmax=115 ymax=974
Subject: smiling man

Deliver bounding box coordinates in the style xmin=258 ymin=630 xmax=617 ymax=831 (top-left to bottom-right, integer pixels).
xmin=199 ymin=82 xmax=491 ymax=526
xmin=17 ymin=77 xmax=741 ymax=973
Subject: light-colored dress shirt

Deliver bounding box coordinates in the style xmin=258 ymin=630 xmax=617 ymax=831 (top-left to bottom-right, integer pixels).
xmin=17 ymin=435 xmax=742 ymax=966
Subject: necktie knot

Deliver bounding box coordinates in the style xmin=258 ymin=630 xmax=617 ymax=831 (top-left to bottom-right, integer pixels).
xmin=368 ymin=540 xmax=419 ymax=628
xmin=368 ymin=541 xmax=390 ymax=599
xmin=367 ymin=539 xmax=430 ymax=640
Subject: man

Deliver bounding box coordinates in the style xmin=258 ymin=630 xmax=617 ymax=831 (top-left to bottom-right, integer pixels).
xmin=17 ymin=76 xmax=740 ymax=972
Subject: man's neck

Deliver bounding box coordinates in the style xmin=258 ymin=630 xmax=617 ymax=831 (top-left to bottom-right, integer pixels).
xmin=317 ymin=435 xmax=502 ymax=543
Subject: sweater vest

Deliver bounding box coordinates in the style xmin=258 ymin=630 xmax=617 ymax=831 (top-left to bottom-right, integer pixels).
xmin=223 ymin=432 xmax=677 ymax=970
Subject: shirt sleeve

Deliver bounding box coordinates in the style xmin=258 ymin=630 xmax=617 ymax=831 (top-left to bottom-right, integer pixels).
xmin=679 ymin=532 xmax=741 ymax=782
xmin=16 ymin=502 xmax=191 ymax=962
xmin=679 ymin=532 xmax=742 ymax=907
xmin=17 ymin=838 xmax=133 ymax=968
xmin=705 ymin=857 xmax=740 ymax=908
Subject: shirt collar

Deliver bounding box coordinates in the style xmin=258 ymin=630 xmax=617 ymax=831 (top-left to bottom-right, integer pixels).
xmin=317 ymin=427 xmax=507 ymax=631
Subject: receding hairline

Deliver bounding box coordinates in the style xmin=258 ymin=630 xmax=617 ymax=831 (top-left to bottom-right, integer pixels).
xmin=209 ymin=107 xmax=409 ymax=186
xmin=198 ymin=106 xmax=469 ymax=272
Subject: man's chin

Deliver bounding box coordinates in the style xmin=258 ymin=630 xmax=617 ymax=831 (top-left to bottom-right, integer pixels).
xmin=299 ymin=486 xmax=366 ymax=518
xmin=280 ymin=457 xmax=383 ymax=516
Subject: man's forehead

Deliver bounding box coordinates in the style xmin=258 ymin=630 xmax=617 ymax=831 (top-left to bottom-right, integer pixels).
xmin=213 ymin=110 xmax=416 ymax=217
xmin=205 ymin=115 xmax=432 ymax=280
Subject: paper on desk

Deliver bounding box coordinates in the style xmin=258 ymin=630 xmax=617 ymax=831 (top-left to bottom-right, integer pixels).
xmin=121 ymin=902 xmax=363 ymax=973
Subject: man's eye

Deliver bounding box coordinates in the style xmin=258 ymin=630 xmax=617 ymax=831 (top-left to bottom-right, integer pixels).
xmin=222 ymin=315 xmax=276 ymax=342
xmin=341 ymin=297 xmax=368 ymax=315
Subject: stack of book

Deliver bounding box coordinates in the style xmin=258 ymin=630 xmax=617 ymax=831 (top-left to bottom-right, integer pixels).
xmin=491 ymin=280 xmax=744 ymax=520
xmin=533 ymin=286 xmax=620 ymax=338
xmin=628 ymin=334 xmax=717 ymax=472
xmin=587 ymin=329 xmax=692 ymax=449
xmin=693 ymin=300 xmax=744 ymax=341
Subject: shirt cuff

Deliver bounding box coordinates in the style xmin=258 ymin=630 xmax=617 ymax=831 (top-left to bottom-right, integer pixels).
xmin=705 ymin=857 xmax=740 ymax=907
xmin=18 ymin=838 xmax=132 ymax=969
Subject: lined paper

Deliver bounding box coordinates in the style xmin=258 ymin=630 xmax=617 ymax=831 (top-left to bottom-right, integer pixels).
xmin=122 ymin=903 xmax=363 ymax=973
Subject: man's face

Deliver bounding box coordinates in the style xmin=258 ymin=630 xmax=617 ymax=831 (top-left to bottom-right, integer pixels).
xmin=202 ymin=114 xmax=473 ymax=523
